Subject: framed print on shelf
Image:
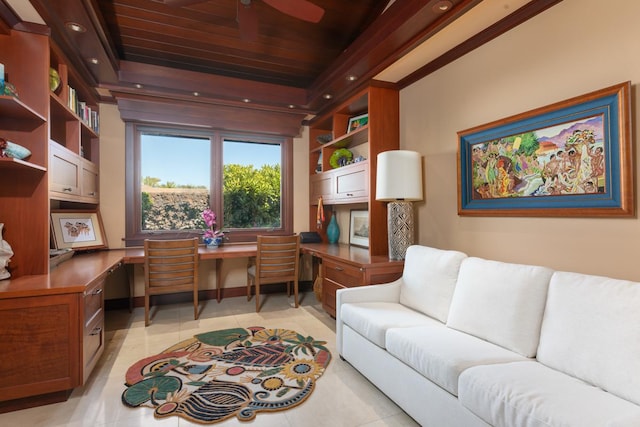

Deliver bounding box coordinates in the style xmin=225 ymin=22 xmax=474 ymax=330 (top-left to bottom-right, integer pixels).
xmin=349 ymin=209 xmax=369 ymax=248
xmin=347 ymin=113 xmax=369 ymax=133
xmin=50 ymin=209 xmax=108 ymax=250
xmin=457 ymin=81 xmax=633 ymax=217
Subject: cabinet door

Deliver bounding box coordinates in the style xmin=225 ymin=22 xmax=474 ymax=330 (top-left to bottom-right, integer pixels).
xmin=334 ymin=162 xmax=368 ymax=203
xmin=82 ymin=277 xmax=105 ymax=384
xmin=310 ymin=170 xmax=335 ymax=203
xmin=81 ymin=159 xmax=99 ymax=202
xmin=0 ymin=293 xmax=81 ymax=402
xmin=49 ymin=142 xmax=80 ymax=198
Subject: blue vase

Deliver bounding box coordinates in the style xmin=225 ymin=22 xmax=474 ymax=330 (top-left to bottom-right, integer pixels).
xmin=204 ymin=236 xmax=222 ymax=248
xmin=327 ymin=213 xmax=340 ymax=244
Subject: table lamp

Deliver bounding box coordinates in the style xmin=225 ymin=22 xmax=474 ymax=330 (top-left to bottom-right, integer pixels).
xmin=376 ymin=150 xmax=423 ymax=260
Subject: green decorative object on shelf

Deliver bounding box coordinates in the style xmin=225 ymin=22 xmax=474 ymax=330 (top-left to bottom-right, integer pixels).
xmin=49 ymin=67 xmax=61 ymax=92
xmin=329 ymin=148 xmax=352 ymax=168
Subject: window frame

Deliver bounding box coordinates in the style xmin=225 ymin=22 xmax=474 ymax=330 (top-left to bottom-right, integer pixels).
xmin=125 ymin=122 xmax=293 ymax=246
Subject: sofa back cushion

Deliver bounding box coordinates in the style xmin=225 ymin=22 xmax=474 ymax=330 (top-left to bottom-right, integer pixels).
xmin=446 ymin=257 xmax=553 ymax=357
xmin=537 ymin=271 xmax=640 ymax=406
xmin=398 ymin=245 xmax=467 ymax=323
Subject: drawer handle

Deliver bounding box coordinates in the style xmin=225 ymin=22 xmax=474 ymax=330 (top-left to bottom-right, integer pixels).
xmin=90 ymin=327 xmax=102 ymax=336
xmin=88 ymin=192 xmax=96 ymax=196
xmin=92 ymin=288 xmax=103 ymax=296
xmin=334 ymin=266 xmax=344 ymax=271
xmin=63 ymin=187 xmax=72 ymax=192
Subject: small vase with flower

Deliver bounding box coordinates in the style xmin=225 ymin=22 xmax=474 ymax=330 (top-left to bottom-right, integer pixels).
xmin=202 ymin=208 xmax=225 ymax=248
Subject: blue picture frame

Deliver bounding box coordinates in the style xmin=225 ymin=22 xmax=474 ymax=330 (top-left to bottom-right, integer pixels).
xmin=457 ymin=81 xmax=633 ymax=217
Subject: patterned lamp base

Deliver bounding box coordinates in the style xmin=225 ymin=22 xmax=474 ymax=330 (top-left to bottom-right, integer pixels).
xmin=387 ymin=201 xmax=414 ymax=260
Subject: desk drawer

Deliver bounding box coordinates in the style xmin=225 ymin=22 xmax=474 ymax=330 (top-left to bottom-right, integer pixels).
xmin=82 ymin=277 xmax=105 ymax=384
xmin=84 ymin=278 xmax=104 ymax=325
xmin=83 ymin=314 xmax=104 ymax=383
xmin=322 ymin=278 xmax=344 ymax=318
xmin=324 ymin=259 xmax=363 ymax=287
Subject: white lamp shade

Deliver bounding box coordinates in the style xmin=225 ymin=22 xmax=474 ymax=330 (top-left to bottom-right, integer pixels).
xmin=376 ymin=150 xmax=423 ymax=201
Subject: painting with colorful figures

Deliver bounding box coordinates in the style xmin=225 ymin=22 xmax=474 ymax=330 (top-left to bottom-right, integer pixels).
xmin=457 ymin=82 xmax=633 ymax=217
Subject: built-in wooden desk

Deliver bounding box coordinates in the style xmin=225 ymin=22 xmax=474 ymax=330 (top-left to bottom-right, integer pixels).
xmin=300 ymin=243 xmax=405 ymax=317
xmin=0 ymin=249 xmax=126 ymax=413
xmin=0 ymin=242 xmax=403 ymax=411
xmin=122 ymin=244 xmax=258 ymax=305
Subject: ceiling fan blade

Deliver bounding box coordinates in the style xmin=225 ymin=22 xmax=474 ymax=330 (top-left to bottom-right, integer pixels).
xmin=163 ymin=0 xmax=205 ymax=7
xmin=263 ymin=0 xmax=325 ymax=23
xmin=238 ymin=0 xmax=258 ymax=41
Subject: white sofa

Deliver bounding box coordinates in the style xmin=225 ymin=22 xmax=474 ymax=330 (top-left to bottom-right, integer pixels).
xmin=336 ymin=245 xmax=640 ymax=427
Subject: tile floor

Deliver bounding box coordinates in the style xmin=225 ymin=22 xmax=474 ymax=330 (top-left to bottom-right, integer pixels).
xmin=0 ymin=292 xmax=419 ymax=427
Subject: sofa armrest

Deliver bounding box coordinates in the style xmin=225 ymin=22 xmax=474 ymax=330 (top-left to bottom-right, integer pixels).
xmin=336 ymin=279 xmax=402 ymax=306
xmin=335 ymin=280 xmax=402 ymax=356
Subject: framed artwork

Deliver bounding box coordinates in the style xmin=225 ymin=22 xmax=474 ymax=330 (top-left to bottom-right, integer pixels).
xmin=51 ymin=209 xmax=108 ymax=250
xmin=349 ymin=209 xmax=369 ymax=248
xmin=347 ymin=113 xmax=369 ymax=133
xmin=457 ymin=81 xmax=633 ymax=217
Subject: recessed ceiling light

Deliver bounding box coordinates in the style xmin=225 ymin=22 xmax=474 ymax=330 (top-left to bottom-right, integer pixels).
xmin=134 ymin=83 xmax=143 ymax=89
xmin=346 ymin=75 xmax=357 ymax=81
xmin=432 ymin=1 xmax=452 ymax=12
xmin=243 ymin=98 xmax=251 ymax=103
xmin=193 ymin=91 xmax=199 ymax=96
xmin=323 ymin=93 xmax=333 ymax=99
xmin=89 ymin=58 xmax=99 ymax=65
xmin=65 ymin=22 xmax=86 ymax=33
xmin=288 ymin=104 xmax=296 ymax=109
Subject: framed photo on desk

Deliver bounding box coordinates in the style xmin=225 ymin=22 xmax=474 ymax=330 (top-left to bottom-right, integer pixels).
xmin=349 ymin=209 xmax=369 ymax=248
xmin=51 ymin=209 xmax=108 ymax=251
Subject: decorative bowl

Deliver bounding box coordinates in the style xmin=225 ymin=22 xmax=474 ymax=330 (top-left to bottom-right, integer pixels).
xmin=329 ymin=148 xmax=353 ymax=168
xmin=0 ymin=140 xmax=31 ymax=160
xmin=316 ymin=133 xmax=333 ymax=144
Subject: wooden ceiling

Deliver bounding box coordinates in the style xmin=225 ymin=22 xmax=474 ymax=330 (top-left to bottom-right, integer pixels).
xmin=97 ymin=0 xmax=388 ymax=89
xmin=1 ymin=0 xmax=563 ymax=134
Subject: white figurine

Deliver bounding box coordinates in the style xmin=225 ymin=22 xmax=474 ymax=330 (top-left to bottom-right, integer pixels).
xmin=0 ymin=223 xmax=13 ymax=280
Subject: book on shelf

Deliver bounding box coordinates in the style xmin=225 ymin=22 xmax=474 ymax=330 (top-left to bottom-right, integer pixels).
xmin=65 ymin=86 xmax=100 ymax=133
xmin=67 ymin=86 xmax=77 ymax=114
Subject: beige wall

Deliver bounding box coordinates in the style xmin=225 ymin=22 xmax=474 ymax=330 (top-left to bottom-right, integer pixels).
xmin=99 ymin=106 xmax=310 ymax=298
xmin=401 ymin=0 xmax=640 ymax=281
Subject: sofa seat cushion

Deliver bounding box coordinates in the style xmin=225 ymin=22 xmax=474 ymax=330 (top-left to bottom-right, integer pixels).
xmin=385 ymin=324 xmax=527 ymax=396
xmin=398 ymin=245 xmax=467 ymax=322
xmin=447 ymin=257 xmax=553 ymax=357
xmin=459 ymin=361 xmax=640 ymax=427
xmin=537 ymin=271 xmax=640 ymax=406
xmin=340 ymin=302 xmax=440 ymax=348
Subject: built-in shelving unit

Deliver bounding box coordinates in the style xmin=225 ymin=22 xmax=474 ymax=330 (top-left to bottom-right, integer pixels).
xmin=308 ymin=84 xmax=399 ymax=257
xmin=0 ymin=29 xmax=50 ymax=278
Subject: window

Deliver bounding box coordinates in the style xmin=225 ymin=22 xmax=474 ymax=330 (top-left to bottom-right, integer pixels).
xmin=125 ymin=124 xmax=293 ymax=246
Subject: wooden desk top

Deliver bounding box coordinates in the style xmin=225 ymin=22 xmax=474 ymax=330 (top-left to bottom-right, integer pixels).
xmin=0 ymin=249 xmax=127 ymax=299
xmin=300 ymin=243 xmax=404 ymax=268
xmin=0 ymin=242 xmax=401 ymax=300
xmin=122 ymin=243 xmax=258 ymax=264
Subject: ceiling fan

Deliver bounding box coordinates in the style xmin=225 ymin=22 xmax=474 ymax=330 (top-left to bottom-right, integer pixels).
xmin=161 ymin=0 xmax=325 ymax=36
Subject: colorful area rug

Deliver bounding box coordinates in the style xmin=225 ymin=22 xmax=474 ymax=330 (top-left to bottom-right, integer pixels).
xmin=121 ymin=326 xmax=331 ymax=424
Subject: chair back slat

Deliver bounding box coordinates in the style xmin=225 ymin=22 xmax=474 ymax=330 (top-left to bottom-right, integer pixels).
xmin=144 ymin=238 xmax=200 ymax=324
xmin=255 ymin=235 xmax=300 ymax=284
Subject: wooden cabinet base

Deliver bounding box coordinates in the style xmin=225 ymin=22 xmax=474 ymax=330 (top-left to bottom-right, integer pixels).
xmin=0 ymin=294 xmax=81 ymax=404
xmin=0 ymin=389 xmax=72 ymax=414
xmin=303 ymin=244 xmax=404 ymax=318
